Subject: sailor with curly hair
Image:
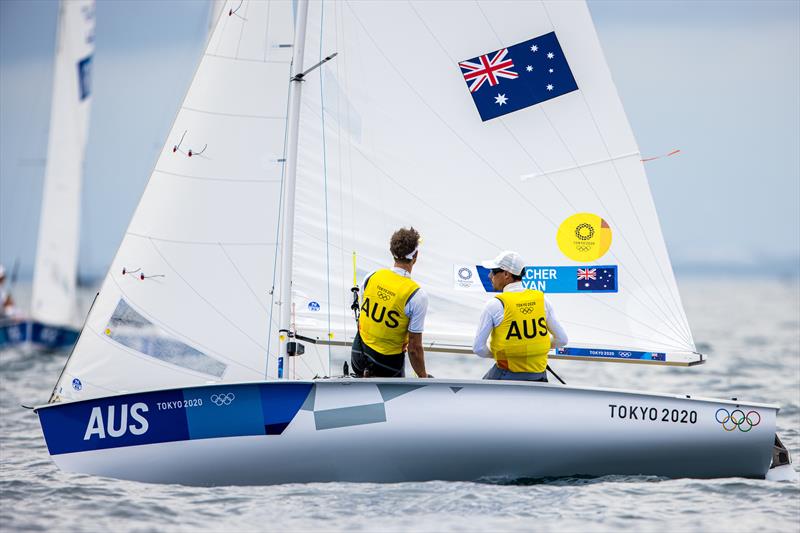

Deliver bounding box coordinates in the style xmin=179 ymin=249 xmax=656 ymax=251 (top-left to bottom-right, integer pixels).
xmin=351 ymin=227 xmax=431 ymax=378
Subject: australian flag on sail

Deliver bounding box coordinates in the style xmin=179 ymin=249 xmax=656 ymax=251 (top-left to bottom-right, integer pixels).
xmin=577 ymin=267 xmax=617 ymax=292
xmin=458 ymin=32 xmax=578 ymax=121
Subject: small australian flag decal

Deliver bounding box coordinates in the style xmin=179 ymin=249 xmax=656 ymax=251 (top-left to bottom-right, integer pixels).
xmin=577 ymin=267 xmax=617 ymax=292
xmin=458 ymin=32 xmax=578 ymax=121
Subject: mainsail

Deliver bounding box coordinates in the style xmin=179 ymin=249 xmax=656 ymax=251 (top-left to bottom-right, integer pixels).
xmin=293 ymin=0 xmax=695 ymax=357
xmin=31 ymin=0 xmax=95 ymax=327
xmin=54 ymin=0 xmax=695 ymax=402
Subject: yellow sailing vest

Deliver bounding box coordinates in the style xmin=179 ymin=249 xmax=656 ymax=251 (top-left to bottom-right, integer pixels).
xmin=489 ymin=290 xmax=551 ymax=373
xmin=358 ymin=269 xmax=420 ymax=355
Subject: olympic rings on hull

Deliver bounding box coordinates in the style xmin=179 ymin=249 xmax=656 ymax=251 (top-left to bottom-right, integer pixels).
xmin=715 ymin=408 xmax=761 ymax=432
xmin=210 ymin=393 xmax=235 ymax=406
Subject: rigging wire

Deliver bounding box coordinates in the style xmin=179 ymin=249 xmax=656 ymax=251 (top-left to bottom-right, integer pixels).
xmin=264 ymin=62 xmax=293 ymax=380
xmin=339 ymin=0 xmax=359 ymax=346
xmin=149 ymin=239 xmax=268 ymax=352
xmin=319 ymin=0 xmax=334 ymax=374
xmin=218 ymin=244 xmax=270 ymax=312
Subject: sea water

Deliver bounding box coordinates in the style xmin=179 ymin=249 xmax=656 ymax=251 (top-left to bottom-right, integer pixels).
xmin=1 ymin=278 xmax=798 ymax=532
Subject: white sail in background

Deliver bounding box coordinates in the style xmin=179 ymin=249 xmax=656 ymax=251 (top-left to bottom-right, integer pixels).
xmin=55 ymin=0 xmax=694 ymax=402
xmin=31 ymin=0 xmax=95 ymax=327
xmin=292 ymin=0 xmax=694 ymax=359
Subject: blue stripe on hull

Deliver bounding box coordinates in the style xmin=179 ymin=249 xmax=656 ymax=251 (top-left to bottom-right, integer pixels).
xmin=38 ymin=382 xmax=313 ymax=455
xmin=0 ymin=321 xmax=78 ymax=350
xmin=0 ymin=321 xmax=29 ymax=347
xmin=30 ymin=322 xmax=79 ymax=349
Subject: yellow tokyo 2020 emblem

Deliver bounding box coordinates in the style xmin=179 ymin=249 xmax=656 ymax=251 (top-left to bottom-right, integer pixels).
xmin=556 ymin=213 xmax=612 ymax=261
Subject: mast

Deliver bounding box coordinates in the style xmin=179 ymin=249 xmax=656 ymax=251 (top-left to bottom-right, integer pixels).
xmin=277 ymin=0 xmax=310 ymax=378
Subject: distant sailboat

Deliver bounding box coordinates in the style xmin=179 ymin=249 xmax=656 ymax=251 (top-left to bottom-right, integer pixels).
xmin=36 ymin=0 xmax=792 ymax=484
xmin=0 ymin=0 xmax=95 ymax=350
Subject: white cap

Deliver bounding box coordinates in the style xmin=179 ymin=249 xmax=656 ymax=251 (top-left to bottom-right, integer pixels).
xmin=481 ymin=250 xmax=525 ymax=276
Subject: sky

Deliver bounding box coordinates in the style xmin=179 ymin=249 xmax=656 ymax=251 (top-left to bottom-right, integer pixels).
xmin=0 ymin=0 xmax=798 ymax=281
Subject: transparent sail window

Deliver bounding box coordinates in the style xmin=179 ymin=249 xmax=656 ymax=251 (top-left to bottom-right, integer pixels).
xmin=106 ymin=299 xmax=226 ymax=378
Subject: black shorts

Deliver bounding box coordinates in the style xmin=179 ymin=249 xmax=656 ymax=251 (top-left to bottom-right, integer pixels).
xmin=350 ymin=332 xmax=405 ymax=378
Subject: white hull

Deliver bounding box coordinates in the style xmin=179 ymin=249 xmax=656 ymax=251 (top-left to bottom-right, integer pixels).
xmin=38 ymin=379 xmax=778 ymax=485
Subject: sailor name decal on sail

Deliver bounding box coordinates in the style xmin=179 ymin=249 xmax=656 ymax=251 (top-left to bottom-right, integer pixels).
xmin=609 ymin=404 xmax=698 ymax=424
xmin=459 ymin=265 xmax=619 ymax=293
xmin=83 ymin=403 xmax=149 ymax=440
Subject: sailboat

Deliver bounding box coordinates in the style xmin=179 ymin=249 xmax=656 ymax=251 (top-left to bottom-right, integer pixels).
xmin=0 ymin=0 xmax=95 ymax=350
xmin=35 ymin=0 xmax=793 ymax=484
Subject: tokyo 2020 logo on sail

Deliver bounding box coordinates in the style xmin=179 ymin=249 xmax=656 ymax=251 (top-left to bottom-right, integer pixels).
xmin=454 ymin=266 xmax=476 ymax=289
xmin=556 ymin=213 xmax=612 ymax=261
xmin=715 ymin=408 xmax=760 ymax=432
xmin=574 ymin=223 xmax=595 ymax=241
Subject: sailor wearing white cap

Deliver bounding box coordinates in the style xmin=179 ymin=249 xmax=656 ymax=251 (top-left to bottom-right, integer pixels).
xmin=472 ymin=251 xmax=568 ymax=381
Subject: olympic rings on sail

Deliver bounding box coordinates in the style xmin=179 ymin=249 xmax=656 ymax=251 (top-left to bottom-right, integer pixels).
xmin=210 ymin=393 xmax=235 ymax=406
xmin=715 ymin=408 xmax=761 ymax=432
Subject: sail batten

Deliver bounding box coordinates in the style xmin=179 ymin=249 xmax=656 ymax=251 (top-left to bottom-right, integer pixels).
xmin=521 ymin=151 xmax=643 ymax=180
